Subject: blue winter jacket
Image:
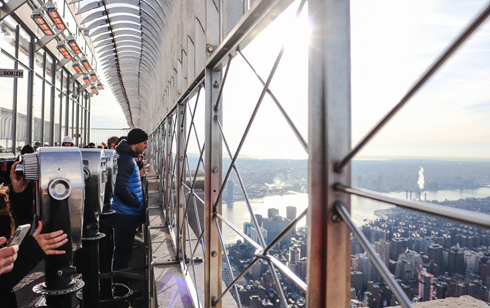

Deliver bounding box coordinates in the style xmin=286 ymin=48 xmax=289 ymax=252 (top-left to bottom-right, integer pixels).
xmin=111 ymin=140 xmax=144 ymax=216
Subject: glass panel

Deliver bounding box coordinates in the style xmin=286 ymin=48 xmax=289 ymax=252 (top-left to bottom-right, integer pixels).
xmin=63 ymin=4 xmax=77 ymax=35
xmin=75 ymin=103 xmax=79 ymax=146
xmin=18 ymin=27 xmax=31 ymax=65
xmin=0 ymin=16 xmax=17 ymax=56
xmin=79 ymin=104 xmax=84 ymax=147
xmin=34 ymin=49 xmax=44 ymax=76
xmin=54 ymin=89 xmax=61 ymax=146
xmin=0 ymin=52 xmax=14 ymax=153
xmin=16 ymin=64 xmax=30 ymax=151
xmin=56 ymin=68 xmax=62 ymax=90
xmin=62 ymin=70 xmax=69 ymax=93
xmin=68 ymin=99 xmax=73 ymax=139
xmin=33 ymin=76 xmax=43 ymax=148
xmin=61 ymin=94 xmax=67 ymax=140
xmin=44 ymin=84 xmax=52 ymax=146
xmin=45 ymin=54 xmax=53 ymax=79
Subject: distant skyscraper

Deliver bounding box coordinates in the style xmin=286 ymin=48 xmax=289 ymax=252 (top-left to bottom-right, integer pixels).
xmin=286 ymin=206 xmax=296 ymax=220
xmin=268 ymin=208 xmax=279 ymax=218
xmin=288 ymin=262 xmax=297 ymax=276
xmin=428 ymin=244 xmax=443 ymax=269
xmin=297 ymin=258 xmax=307 ymax=281
xmin=358 ymin=254 xmax=372 ymax=289
xmin=262 ymin=214 xmax=291 ymax=246
xmin=289 ymin=245 xmax=300 ymax=263
xmin=419 ymin=271 xmax=434 ymax=302
xmin=448 ymin=246 xmax=465 ymax=275
xmin=286 ymin=206 xmax=297 ymax=235
xmin=227 ymin=180 xmax=234 ymax=205
xmin=244 ymin=222 xmax=253 ymax=238
xmin=250 ymin=226 xmax=267 ymax=245
xmin=351 ymin=271 xmax=363 ymax=294
xmin=351 ymin=255 xmax=359 ymax=271
xmin=375 ymin=240 xmax=390 ymax=267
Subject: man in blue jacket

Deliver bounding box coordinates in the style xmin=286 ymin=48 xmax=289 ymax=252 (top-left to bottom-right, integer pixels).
xmin=111 ymin=128 xmax=148 ymax=272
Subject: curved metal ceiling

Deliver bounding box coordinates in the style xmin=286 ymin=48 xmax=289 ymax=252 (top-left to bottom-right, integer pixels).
xmin=77 ymin=0 xmax=165 ymax=128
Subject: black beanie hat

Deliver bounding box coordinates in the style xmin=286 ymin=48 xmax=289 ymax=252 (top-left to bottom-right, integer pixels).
xmin=127 ymin=128 xmax=148 ymax=145
xmin=21 ymin=144 xmax=35 ymax=154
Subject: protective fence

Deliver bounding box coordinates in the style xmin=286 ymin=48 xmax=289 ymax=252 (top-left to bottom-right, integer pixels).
xmin=145 ymin=1 xmax=490 ymax=308
xmin=90 ymin=128 xmax=130 ymax=145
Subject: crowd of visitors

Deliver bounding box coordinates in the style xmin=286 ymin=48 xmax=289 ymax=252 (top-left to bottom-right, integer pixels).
xmin=0 ymin=128 xmax=149 ymax=307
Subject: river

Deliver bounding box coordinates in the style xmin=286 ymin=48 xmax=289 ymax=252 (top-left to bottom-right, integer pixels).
xmin=221 ymin=187 xmax=490 ymax=244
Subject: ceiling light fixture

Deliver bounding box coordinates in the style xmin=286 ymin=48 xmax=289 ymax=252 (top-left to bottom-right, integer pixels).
xmin=81 ymin=59 xmax=92 ymax=71
xmin=45 ymin=3 xmax=66 ymax=31
xmin=67 ymin=38 xmax=82 ymax=55
xmin=72 ymin=63 xmax=84 ymax=74
xmin=56 ymin=43 xmax=72 ymax=59
xmin=31 ymin=10 xmax=54 ymax=36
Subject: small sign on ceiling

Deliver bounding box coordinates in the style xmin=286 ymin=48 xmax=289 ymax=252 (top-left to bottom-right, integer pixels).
xmin=0 ymin=69 xmax=24 ymax=78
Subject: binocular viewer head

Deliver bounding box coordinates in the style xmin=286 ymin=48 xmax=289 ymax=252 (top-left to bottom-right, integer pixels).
xmin=16 ymin=147 xmax=85 ymax=252
xmin=15 ymin=147 xmax=117 ymax=249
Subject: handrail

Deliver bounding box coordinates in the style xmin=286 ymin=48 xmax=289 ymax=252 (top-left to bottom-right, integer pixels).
xmin=335 ymin=184 xmax=490 ymax=230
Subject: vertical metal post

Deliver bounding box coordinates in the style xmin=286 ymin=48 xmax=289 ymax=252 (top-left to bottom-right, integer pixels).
xmin=49 ymin=61 xmax=56 ymax=147
xmin=176 ymin=102 xmax=186 ymax=260
xmin=26 ymin=33 xmax=35 ymax=145
xmin=87 ymin=99 xmax=91 ymax=144
xmin=84 ymin=107 xmax=88 ymax=145
xmin=76 ymin=99 xmax=80 ymax=147
xmin=165 ymin=117 xmax=173 ymax=225
xmin=66 ymin=75 xmax=71 ymax=136
xmin=205 ymin=0 xmax=222 ymax=306
xmin=58 ymin=74 xmax=63 ymax=145
xmin=204 ymin=66 xmax=223 ymax=308
xmin=40 ymin=76 xmax=46 ymax=146
xmin=11 ymin=26 xmax=20 ymax=155
xmin=307 ymin=0 xmax=352 ymax=307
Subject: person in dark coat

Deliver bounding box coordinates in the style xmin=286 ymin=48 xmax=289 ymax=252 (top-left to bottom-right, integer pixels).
xmin=111 ymin=129 xmax=147 ymax=273
xmin=0 ymin=163 xmax=68 ymax=308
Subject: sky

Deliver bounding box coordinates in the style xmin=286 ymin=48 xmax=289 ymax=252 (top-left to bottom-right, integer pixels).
xmin=90 ymin=0 xmax=490 ymax=160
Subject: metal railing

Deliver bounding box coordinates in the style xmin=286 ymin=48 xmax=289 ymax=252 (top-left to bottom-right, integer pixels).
xmin=145 ymin=1 xmax=490 ymax=307
xmin=89 ymin=128 xmax=130 ymax=145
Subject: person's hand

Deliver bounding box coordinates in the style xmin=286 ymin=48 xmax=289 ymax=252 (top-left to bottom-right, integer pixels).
xmin=139 ymin=167 xmax=148 ymax=178
xmin=10 ymin=162 xmax=28 ymax=193
xmin=32 ymin=221 xmax=67 ymax=255
xmin=0 ymin=237 xmax=18 ymax=275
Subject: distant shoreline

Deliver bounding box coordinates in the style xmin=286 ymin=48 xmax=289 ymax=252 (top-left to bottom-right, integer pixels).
xmin=373 ymin=208 xmax=392 ymax=219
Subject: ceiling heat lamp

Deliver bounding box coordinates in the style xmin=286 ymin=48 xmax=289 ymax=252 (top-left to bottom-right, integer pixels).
xmin=81 ymin=59 xmax=92 ymax=71
xmin=91 ymin=87 xmax=99 ymax=95
xmin=67 ymin=38 xmax=82 ymax=55
xmin=45 ymin=3 xmax=66 ymax=31
xmin=72 ymin=63 xmax=84 ymax=75
xmin=83 ymin=75 xmax=92 ymax=85
xmin=56 ymin=43 xmax=72 ymax=59
xmin=31 ymin=10 xmax=54 ymax=36
xmin=90 ymin=74 xmax=98 ymax=83
xmin=97 ymin=84 xmax=104 ymax=91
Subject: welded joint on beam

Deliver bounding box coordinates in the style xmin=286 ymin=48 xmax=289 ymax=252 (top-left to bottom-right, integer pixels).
xmin=72 ymin=73 xmax=82 ymax=80
xmin=56 ymin=58 xmax=72 ymax=70
xmin=35 ymin=29 xmax=63 ymax=52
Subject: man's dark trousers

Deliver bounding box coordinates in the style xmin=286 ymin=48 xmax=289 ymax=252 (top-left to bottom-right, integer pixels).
xmin=111 ymin=213 xmax=140 ymax=272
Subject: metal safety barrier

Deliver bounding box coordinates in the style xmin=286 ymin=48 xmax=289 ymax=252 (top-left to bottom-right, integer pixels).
xmin=144 ymin=0 xmax=490 ymax=307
